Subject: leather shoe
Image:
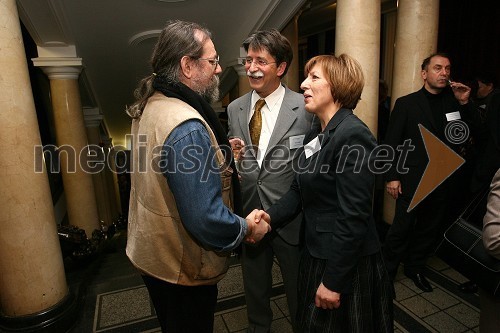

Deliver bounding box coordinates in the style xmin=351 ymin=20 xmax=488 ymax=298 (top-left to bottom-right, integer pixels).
xmin=406 ymin=273 xmax=433 ymax=292
xmin=458 ymin=281 xmax=478 ymax=293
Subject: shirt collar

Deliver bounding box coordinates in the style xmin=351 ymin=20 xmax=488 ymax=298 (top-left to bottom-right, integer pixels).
xmin=251 ymin=84 xmax=285 ymax=111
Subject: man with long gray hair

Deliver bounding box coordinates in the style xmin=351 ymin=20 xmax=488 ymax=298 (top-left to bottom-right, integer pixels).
xmin=126 ymin=20 xmax=271 ymax=332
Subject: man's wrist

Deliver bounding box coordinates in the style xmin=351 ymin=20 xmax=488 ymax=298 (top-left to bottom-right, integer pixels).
xmin=245 ymin=220 xmax=253 ymax=237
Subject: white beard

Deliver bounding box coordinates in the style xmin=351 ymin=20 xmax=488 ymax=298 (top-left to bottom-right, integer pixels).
xmin=192 ymin=72 xmax=220 ymax=103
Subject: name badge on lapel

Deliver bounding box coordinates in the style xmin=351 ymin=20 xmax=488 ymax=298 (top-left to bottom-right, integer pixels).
xmin=289 ymin=135 xmax=305 ymax=149
xmin=445 ymin=111 xmax=461 ymax=121
xmin=304 ymin=136 xmax=321 ymax=159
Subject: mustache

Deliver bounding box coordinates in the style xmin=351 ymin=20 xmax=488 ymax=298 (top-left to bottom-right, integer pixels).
xmin=247 ymin=70 xmax=264 ymax=78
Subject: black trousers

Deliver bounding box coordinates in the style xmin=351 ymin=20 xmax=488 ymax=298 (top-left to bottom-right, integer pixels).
xmin=383 ymin=186 xmax=448 ymax=279
xmin=142 ymin=275 xmax=218 ymax=333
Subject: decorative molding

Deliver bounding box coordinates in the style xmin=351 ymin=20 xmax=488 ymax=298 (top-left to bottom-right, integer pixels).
xmin=46 ymin=0 xmax=74 ymax=45
xmin=16 ymin=0 xmax=74 ymax=46
xmin=261 ymin=0 xmax=308 ymax=31
xmin=16 ymin=0 xmax=42 ymax=45
xmin=128 ymin=30 xmax=162 ymax=47
xmin=32 ymin=57 xmax=83 ymax=80
xmin=36 ymin=45 xmax=77 ymax=58
xmin=32 ymin=56 xmax=82 ymax=67
xmin=83 ymin=107 xmax=103 ymax=128
xmin=98 ymin=119 xmax=112 ymax=143
xmin=251 ymin=0 xmax=282 ymax=32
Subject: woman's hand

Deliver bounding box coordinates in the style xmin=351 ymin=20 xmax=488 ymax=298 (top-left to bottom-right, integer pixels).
xmin=315 ymin=282 xmax=341 ymax=309
xmin=244 ymin=209 xmax=271 ymax=244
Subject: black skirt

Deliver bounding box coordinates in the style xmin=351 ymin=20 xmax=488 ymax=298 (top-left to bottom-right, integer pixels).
xmin=297 ymin=250 xmax=393 ymax=332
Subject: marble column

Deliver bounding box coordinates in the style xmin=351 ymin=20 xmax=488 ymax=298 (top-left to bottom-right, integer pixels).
xmin=0 ymin=0 xmax=69 ymax=320
xmin=32 ymin=59 xmax=100 ymax=237
xmin=383 ymin=0 xmax=439 ymax=224
xmin=84 ymin=109 xmax=114 ymax=227
xmin=390 ymin=0 xmax=439 ymax=107
xmin=281 ymin=14 xmax=300 ymax=92
xmin=335 ymin=0 xmax=381 ymax=136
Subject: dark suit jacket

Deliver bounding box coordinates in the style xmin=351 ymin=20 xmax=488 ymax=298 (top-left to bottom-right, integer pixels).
xmin=267 ymin=108 xmax=380 ymax=293
xmin=227 ymin=86 xmax=312 ymax=245
xmin=385 ymin=87 xmax=474 ymax=199
xmin=471 ymin=92 xmax=500 ymax=192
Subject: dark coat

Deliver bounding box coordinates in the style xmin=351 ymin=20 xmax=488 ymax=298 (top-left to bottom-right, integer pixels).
xmin=267 ymin=108 xmax=380 ymax=293
xmin=384 ymin=87 xmax=475 ymax=199
xmin=471 ymin=92 xmax=500 ymax=192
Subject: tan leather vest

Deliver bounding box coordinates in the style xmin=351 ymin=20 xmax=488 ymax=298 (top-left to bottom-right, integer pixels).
xmin=126 ymin=93 xmax=234 ymax=286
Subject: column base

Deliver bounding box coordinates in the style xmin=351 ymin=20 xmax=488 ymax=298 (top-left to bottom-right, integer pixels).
xmin=0 ymin=291 xmax=78 ymax=333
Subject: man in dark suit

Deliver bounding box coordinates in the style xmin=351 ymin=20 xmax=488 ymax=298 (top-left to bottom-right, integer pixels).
xmin=227 ymin=29 xmax=312 ymax=332
xmin=457 ymin=75 xmax=500 ymax=294
xmin=470 ymin=76 xmax=500 ymax=194
xmin=383 ymin=53 xmax=473 ymax=293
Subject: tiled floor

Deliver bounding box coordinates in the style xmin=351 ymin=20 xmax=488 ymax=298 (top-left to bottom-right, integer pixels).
xmin=69 ymin=231 xmax=481 ymax=333
xmin=393 ymin=256 xmax=480 ymax=333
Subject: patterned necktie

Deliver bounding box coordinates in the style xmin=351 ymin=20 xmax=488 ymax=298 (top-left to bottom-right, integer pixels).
xmin=249 ymin=99 xmax=266 ymax=146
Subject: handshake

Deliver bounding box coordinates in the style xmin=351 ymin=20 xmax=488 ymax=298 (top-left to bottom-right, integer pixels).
xmin=244 ymin=209 xmax=271 ymax=244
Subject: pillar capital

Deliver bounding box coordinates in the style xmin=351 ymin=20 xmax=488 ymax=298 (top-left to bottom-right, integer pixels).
xmin=235 ymin=64 xmax=247 ymax=77
xmin=235 ymin=46 xmax=248 ymax=77
xmin=83 ymin=107 xmax=103 ymax=128
xmin=32 ymin=57 xmax=83 ymax=80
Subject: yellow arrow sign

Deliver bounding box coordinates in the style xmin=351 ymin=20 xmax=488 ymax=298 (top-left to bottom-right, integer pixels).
xmin=408 ymin=124 xmax=465 ymax=212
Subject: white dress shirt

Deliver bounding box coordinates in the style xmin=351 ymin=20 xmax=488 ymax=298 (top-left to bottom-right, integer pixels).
xmin=249 ymin=84 xmax=285 ymax=167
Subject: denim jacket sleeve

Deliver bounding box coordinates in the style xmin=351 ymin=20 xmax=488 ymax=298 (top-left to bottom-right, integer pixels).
xmin=161 ymin=119 xmax=247 ymax=252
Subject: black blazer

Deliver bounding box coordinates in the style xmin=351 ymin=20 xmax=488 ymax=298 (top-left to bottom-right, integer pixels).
xmin=471 ymin=92 xmax=500 ymax=192
xmin=267 ymin=108 xmax=380 ymax=294
xmin=384 ymin=87 xmax=475 ymax=198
